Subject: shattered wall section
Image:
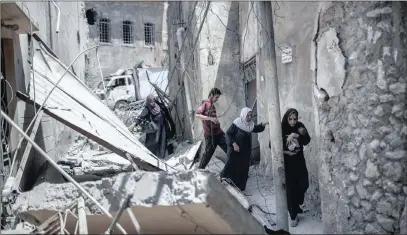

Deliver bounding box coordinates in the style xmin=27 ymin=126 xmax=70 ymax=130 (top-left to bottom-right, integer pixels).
xmin=315 ymin=2 xmax=407 ymax=233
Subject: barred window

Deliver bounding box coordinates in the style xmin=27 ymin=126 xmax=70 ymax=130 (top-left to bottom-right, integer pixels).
xmin=144 ymin=23 xmax=155 ymax=46
xmin=243 ymin=57 xmax=256 ymax=83
xmin=122 ymin=21 xmax=134 ymax=44
xmin=99 ymin=18 xmax=111 ymax=43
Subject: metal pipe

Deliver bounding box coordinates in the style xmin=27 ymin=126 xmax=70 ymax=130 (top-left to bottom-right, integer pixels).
xmin=127 ymin=208 xmax=141 ymax=234
xmin=105 ymin=194 xmax=133 ymax=234
xmin=0 ymin=110 xmax=127 ymax=234
xmin=51 ymin=1 xmax=61 ymax=33
xmin=96 ymin=48 xmax=108 ymax=106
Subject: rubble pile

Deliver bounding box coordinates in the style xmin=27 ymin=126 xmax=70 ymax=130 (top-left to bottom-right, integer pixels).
xmin=13 ymin=171 xmax=265 ymax=234
xmin=57 ymin=136 xmax=133 ymax=180
xmin=114 ymin=99 xmax=146 ymax=127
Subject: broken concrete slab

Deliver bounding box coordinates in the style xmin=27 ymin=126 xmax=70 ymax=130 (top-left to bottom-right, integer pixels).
xmin=13 ymin=171 xmax=265 ymax=234
xmin=165 ymin=141 xmax=202 ymax=170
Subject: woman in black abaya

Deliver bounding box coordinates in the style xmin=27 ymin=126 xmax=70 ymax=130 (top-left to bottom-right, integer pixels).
xmin=220 ymin=107 xmax=268 ymax=191
xmin=281 ymin=108 xmax=311 ymax=227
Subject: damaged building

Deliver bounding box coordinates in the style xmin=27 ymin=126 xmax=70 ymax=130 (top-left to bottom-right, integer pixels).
xmin=1 ymin=2 xmax=89 ymax=195
xmin=83 ymin=1 xmax=170 ymax=93
xmin=1 ymin=1 xmax=407 ymax=234
xmin=167 ymin=1 xmax=407 ymax=234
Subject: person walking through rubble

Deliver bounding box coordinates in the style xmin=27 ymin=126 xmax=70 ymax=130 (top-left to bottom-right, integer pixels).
xmin=137 ymin=94 xmax=174 ymax=159
xmin=195 ymin=88 xmax=227 ymax=169
xmin=220 ymin=107 xmax=268 ymax=191
xmin=281 ymin=108 xmax=311 ymax=227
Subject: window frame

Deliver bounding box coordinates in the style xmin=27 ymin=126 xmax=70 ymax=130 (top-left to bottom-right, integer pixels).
xmin=99 ymin=18 xmax=111 ymax=43
xmin=143 ymin=22 xmax=156 ymax=47
xmin=122 ymin=20 xmax=134 ymax=45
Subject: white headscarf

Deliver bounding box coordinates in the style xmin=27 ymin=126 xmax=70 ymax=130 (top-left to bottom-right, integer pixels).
xmin=233 ymin=107 xmax=255 ymax=133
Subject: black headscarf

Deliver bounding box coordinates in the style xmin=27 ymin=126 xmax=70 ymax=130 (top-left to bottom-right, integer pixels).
xmin=281 ymin=108 xmax=300 ymax=136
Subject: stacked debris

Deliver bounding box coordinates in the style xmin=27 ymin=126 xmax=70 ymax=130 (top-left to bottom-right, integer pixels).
xmin=57 ymin=136 xmax=133 ymax=181
xmin=114 ymin=99 xmax=146 ymax=127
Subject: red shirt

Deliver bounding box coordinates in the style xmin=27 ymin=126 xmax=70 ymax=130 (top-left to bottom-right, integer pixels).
xmin=196 ymin=99 xmax=222 ymax=137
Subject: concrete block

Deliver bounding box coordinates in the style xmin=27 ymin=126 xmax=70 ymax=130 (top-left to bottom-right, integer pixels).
xmin=13 ymin=171 xmax=265 ymax=234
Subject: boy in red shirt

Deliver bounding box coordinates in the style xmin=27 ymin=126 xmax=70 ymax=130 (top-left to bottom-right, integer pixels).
xmin=195 ymin=88 xmax=227 ymax=169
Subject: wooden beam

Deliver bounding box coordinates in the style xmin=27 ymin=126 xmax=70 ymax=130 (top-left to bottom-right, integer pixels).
xmin=14 ymin=110 xmax=44 ymax=191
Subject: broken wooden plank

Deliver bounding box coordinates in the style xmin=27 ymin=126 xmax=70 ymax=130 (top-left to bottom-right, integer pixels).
xmin=14 ymin=110 xmax=44 ymax=191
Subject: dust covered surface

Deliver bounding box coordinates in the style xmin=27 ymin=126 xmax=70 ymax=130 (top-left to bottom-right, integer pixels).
xmin=13 ymin=170 xmax=211 ymax=216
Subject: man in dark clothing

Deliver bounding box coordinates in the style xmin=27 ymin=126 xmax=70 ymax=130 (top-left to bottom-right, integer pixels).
xmin=195 ymin=88 xmax=227 ymax=169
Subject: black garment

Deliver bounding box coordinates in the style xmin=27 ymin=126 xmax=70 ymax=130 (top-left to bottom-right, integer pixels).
xmin=220 ymin=123 xmax=265 ymax=191
xmin=198 ymin=132 xmax=227 ymax=169
xmin=138 ymin=100 xmax=175 ymax=159
xmin=281 ymin=108 xmax=311 ymax=220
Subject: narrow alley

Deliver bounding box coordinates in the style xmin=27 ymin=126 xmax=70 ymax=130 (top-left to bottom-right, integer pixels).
xmin=0 ymin=1 xmax=406 ymax=234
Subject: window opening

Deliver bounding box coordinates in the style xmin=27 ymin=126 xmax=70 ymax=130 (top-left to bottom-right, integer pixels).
xmin=144 ymin=23 xmax=155 ymax=46
xmin=99 ymin=18 xmax=111 ymax=43
xmin=122 ymin=21 xmax=134 ymax=44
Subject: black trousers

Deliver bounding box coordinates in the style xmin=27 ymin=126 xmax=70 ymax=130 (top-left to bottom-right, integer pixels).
xmin=284 ymin=154 xmax=309 ymax=220
xmin=198 ymin=132 xmax=227 ymax=169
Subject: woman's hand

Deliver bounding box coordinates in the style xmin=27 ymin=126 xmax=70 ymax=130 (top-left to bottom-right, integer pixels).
xmin=286 ymin=133 xmax=294 ymax=146
xmin=232 ymin=142 xmax=240 ymax=152
xmin=262 ymin=122 xmax=269 ymax=127
xmin=286 ymin=133 xmax=299 ymax=146
xmin=284 ymin=151 xmax=297 ymax=156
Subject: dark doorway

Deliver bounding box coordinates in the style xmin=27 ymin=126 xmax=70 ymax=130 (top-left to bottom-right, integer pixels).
xmin=243 ymin=57 xmax=260 ymax=164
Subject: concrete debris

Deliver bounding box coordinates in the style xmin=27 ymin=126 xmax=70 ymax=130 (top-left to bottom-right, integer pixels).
xmin=60 ymin=135 xmax=203 ymax=180
xmin=13 ymin=171 xmax=265 ymax=234
xmin=164 ymin=140 xmax=202 ymax=170
xmin=114 ymin=99 xmax=146 ymax=127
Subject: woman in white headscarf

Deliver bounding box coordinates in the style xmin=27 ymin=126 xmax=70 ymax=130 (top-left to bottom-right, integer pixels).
xmin=220 ymin=107 xmax=268 ymax=191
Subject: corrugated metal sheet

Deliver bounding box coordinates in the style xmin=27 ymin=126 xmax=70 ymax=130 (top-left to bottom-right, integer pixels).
xmin=23 ymin=38 xmax=174 ymax=172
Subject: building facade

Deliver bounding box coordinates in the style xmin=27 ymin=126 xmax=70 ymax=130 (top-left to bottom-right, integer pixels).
xmin=84 ymin=1 xmax=169 ymax=89
xmin=167 ymin=1 xmax=407 ymax=233
xmin=1 ymin=2 xmax=89 ymax=191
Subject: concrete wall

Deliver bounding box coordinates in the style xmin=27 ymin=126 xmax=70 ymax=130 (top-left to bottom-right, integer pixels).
xmin=314 ymin=1 xmax=407 ymax=233
xmin=271 ymin=1 xmax=322 ymax=219
xmin=1 ymin=2 xmax=89 ymax=190
xmin=167 ymin=2 xmax=244 ymax=155
xmin=84 ymin=1 xmax=168 ymax=89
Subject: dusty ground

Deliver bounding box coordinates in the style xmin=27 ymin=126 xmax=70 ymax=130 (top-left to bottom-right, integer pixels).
xmin=204 ymin=154 xmax=323 ymax=234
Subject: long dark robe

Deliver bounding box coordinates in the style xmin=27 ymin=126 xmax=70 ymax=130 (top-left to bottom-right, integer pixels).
xmin=138 ymin=100 xmax=175 ymax=159
xmin=220 ymin=123 xmax=265 ymax=191
xmin=281 ymin=111 xmax=311 ymax=220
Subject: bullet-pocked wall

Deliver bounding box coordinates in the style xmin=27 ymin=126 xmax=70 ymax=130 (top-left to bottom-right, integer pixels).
xmin=314 ymin=2 xmax=407 ymax=233
xmin=2 ymin=2 xmax=89 ymax=190
xmin=84 ymin=1 xmax=168 ymax=89
xmin=167 ymin=2 xmax=244 ymax=152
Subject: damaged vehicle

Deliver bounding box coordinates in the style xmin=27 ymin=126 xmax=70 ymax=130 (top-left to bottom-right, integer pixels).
xmin=93 ymin=69 xmax=138 ymax=110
